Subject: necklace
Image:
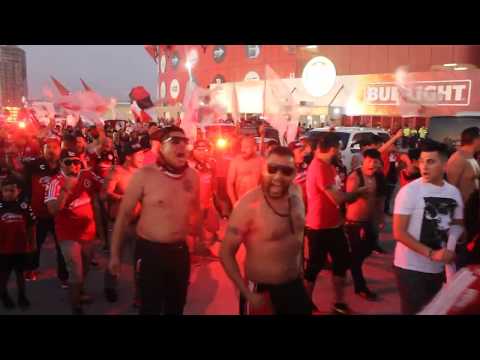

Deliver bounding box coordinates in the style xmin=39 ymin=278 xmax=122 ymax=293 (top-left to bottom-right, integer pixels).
xmin=262 ymin=191 xmax=295 ymax=235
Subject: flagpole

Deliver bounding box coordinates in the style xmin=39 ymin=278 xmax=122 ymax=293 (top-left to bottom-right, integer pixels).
xmin=156 ymin=45 xmax=161 ymax=102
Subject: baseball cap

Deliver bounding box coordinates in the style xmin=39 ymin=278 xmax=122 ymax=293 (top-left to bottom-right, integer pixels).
xmin=122 ymin=142 xmax=146 ymax=157
xmin=60 ymin=149 xmax=81 ymax=160
xmin=288 ymin=141 xmax=303 ymax=151
xmin=150 ymin=125 xmax=186 ymax=142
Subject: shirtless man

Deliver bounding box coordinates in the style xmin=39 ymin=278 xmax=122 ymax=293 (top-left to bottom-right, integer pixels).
xmin=446 ymin=127 xmax=480 ymax=203
xmin=220 ymin=146 xmax=312 ymax=315
xmin=345 ymin=149 xmax=385 ymax=301
xmin=109 ymin=126 xmax=203 ymax=315
xmin=446 ymin=127 xmax=480 ymax=268
xmin=227 ymin=136 xmax=264 ymax=206
xmin=103 ymin=141 xmax=145 ymax=304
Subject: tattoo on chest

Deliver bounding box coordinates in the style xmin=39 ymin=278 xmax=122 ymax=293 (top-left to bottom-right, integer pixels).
xmin=227 ymin=226 xmax=240 ymax=237
xmin=183 ymin=178 xmax=193 ymax=192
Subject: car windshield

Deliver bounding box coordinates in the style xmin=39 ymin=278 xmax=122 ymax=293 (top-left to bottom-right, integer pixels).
xmin=308 ymin=131 xmax=351 ymax=150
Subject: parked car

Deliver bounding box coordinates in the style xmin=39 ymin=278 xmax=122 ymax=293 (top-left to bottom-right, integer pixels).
xmin=306 ymin=126 xmax=389 ymax=172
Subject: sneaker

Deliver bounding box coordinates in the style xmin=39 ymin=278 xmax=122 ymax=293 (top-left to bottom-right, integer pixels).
xmin=72 ymin=306 xmax=84 ymax=315
xmin=80 ymin=294 xmax=94 ymax=305
xmin=355 ymin=288 xmax=379 ymax=302
xmin=104 ymin=288 xmax=118 ymax=303
xmin=17 ymin=295 xmax=31 ymax=310
xmin=332 ymin=302 xmax=352 ymax=315
xmin=373 ymin=245 xmax=387 ymax=255
xmin=24 ymin=271 xmax=37 ymax=281
xmin=90 ymin=259 xmax=99 ymax=267
xmin=132 ymin=297 xmax=141 ymax=309
xmin=1 ymin=293 xmax=15 ymax=309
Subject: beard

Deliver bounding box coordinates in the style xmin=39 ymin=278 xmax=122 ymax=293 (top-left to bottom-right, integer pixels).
xmin=262 ymin=179 xmax=289 ymax=199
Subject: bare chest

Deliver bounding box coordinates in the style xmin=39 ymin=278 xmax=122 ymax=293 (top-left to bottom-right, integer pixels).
xmin=142 ymin=173 xmax=195 ymax=209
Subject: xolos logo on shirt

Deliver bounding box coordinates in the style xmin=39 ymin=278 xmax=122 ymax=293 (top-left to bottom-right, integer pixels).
xmin=364 ymin=80 xmax=472 ymax=106
xmin=1 ymin=213 xmax=23 ymax=222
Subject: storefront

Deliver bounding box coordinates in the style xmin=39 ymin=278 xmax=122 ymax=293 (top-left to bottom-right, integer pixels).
xmin=152 ymin=45 xmax=480 ymax=130
xmin=332 ymin=69 xmax=480 ymax=129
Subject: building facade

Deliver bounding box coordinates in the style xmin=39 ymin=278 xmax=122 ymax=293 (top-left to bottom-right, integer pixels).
xmin=156 ymin=45 xmax=480 ymax=128
xmin=0 ymin=45 xmax=28 ymax=107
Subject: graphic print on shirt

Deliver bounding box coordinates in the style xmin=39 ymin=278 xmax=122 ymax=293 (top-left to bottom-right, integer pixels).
xmin=419 ymin=197 xmax=458 ymax=250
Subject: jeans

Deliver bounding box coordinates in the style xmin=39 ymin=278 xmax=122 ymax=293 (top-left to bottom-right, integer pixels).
xmin=394 ymin=266 xmax=444 ymax=314
xmin=32 ymin=218 xmax=68 ymax=281
xmin=345 ymin=222 xmax=376 ymax=292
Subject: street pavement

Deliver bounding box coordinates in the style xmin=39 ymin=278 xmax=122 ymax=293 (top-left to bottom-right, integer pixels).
xmin=0 ymin=218 xmax=401 ymax=316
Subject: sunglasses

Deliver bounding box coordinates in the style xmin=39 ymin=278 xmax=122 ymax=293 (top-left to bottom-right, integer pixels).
xmin=267 ymin=164 xmax=295 ymax=177
xmin=163 ymin=136 xmax=189 ymax=145
xmin=63 ymin=159 xmax=81 ymax=166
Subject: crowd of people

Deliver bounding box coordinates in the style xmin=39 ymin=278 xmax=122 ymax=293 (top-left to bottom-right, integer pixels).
xmin=0 ymin=114 xmax=480 ymax=315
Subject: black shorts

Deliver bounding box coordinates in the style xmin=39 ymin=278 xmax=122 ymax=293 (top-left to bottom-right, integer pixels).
xmin=0 ymin=253 xmax=34 ymax=272
xmin=304 ymin=226 xmax=351 ymax=280
xmin=242 ymin=278 xmax=313 ymax=315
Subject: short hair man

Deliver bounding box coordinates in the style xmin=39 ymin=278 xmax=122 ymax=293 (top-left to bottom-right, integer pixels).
xmin=393 ymin=140 xmax=464 ymax=314
xmin=220 ymin=146 xmax=312 ymax=314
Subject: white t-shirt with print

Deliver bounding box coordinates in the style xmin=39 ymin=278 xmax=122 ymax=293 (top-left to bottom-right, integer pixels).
xmin=393 ymin=178 xmax=464 ymax=274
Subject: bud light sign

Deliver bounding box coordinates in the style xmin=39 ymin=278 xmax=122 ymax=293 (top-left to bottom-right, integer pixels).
xmin=364 ymin=80 xmax=472 ymax=106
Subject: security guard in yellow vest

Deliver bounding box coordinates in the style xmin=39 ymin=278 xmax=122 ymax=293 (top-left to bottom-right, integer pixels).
xmin=419 ymin=126 xmax=428 ymax=139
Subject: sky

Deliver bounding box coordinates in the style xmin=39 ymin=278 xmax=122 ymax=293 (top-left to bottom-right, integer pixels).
xmin=20 ymin=45 xmax=156 ymax=102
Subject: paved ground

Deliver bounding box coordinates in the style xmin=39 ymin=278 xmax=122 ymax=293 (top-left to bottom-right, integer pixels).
xmin=0 ymin=218 xmax=400 ymax=316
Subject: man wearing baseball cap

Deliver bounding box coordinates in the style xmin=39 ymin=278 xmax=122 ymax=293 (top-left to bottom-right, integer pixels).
xmin=45 ymin=149 xmax=104 ymax=315
xmin=103 ymin=140 xmax=146 ymax=305
xmin=21 ymin=136 xmax=69 ymax=285
xmin=109 ymin=125 xmax=204 ymax=314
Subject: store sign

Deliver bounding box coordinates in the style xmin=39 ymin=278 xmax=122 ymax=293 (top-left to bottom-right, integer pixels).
xmin=244 ymin=71 xmax=260 ymax=81
xmin=160 ymin=81 xmax=166 ymax=99
xmin=365 ymin=80 xmax=472 ymax=106
xmin=213 ymin=45 xmax=226 ymax=63
xmin=246 ymin=45 xmax=261 ymax=59
xmin=160 ymin=55 xmax=167 ymax=73
xmin=171 ymin=52 xmax=180 ymax=70
xmin=170 ymin=79 xmax=180 ymax=99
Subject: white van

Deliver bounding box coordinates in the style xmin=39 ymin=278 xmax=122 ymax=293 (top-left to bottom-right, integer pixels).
xmin=306 ymin=126 xmax=389 ymax=172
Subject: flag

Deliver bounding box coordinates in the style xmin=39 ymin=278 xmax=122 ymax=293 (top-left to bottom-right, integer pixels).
xmin=264 ymin=65 xmax=300 ymax=144
xmin=50 ymin=76 xmax=70 ymax=96
xmin=80 ymin=79 xmax=93 ymax=92
xmin=144 ymin=45 xmax=159 ymax=63
xmin=129 ymin=86 xmax=154 ymax=110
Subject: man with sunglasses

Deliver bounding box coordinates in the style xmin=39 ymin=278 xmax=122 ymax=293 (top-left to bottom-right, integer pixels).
xmin=109 ymin=126 xmax=203 ymax=315
xmin=220 ymin=146 xmax=312 ymax=315
xmin=45 ymin=149 xmax=104 ymax=315
xmin=304 ymin=132 xmax=372 ymax=315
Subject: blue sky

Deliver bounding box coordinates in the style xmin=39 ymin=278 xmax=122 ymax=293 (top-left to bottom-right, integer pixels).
xmin=20 ymin=45 xmax=157 ymax=102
